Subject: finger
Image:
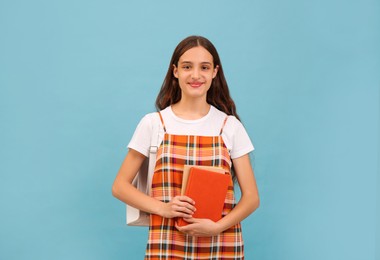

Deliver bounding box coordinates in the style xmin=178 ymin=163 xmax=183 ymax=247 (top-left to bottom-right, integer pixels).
xmin=175 ymin=221 xmax=189 ymax=233
xmin=177 ymin=195 xmax=195 ymax=205
xmin=182 ymin=217 xmax=196 ymax=223
xmin=177 ymin=202 xmax=196 ymax=213
xmin=172 ymin=199 xmax=196 ymax=213
xmin=172 ymin=204 xmax=195 ymax=215
xmin=170 ymin=207 xmax=193 ymax=219
xmin=174 ymin=221 xmax=182 ymax=230
xmin=175 ymin=212 xmax=193 ymax=219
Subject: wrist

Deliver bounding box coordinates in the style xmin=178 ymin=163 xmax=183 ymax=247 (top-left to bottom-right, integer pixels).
xmin=214 ymin=221 xmax=225 ymax=234
xmin=154 ymin=200 xmax=167 ymax=217
xmin=215 ymin=219 xmax=230 ymax=234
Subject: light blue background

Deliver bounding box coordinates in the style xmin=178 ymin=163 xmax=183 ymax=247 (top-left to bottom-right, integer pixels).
xmin=1 ymin=0 xmax=379 ymax=259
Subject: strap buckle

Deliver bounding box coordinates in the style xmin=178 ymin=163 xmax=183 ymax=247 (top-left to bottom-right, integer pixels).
xmin=150 ymin=146 xmax=158 ymax=154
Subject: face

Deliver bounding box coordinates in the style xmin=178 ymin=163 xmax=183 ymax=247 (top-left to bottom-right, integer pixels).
xmin=173 ymin=46 xmax=218 ymax=101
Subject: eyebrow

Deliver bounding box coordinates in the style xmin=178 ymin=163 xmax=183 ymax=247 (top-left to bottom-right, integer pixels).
xmin=180 ymin=61 xmax=213 ymax=65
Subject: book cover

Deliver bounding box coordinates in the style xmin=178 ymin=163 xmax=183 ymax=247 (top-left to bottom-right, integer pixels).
xmin=177 ymin=166 xmax=231 ymax=227
xmin=181 ymin=165 xmax=225 ymax=195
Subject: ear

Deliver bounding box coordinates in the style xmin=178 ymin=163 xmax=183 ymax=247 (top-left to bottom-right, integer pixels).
xmin=212 ymin=65 xmax=219 ymax=79
xmin=173 ymin=64 xmax=178 ymax=78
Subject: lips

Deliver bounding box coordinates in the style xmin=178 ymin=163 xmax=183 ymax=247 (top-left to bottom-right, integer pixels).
xmin=189 ymin=82 xmax=204 ymax=88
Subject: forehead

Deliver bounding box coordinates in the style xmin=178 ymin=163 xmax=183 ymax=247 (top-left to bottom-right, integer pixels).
xmin=179 ymin=46 xmax=214 ymax=63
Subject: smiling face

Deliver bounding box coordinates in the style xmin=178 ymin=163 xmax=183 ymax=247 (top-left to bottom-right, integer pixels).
xmin=173 ymin=46 xmax=218 ymax=101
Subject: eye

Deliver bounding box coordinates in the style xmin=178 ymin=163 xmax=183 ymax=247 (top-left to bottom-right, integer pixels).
xmin=182 ymin=65 xmax=191 ymax=70
xmin=201 ymin=66 xmax=210 ymax=71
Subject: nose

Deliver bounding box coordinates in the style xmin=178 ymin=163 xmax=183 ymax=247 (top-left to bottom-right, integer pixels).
xmin=191 ymin=68 xmax=200 ymax=79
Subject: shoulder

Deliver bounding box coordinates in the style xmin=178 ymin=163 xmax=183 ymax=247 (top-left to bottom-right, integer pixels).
xmin=221 ymin=115 xmax=254 ymax=159
xmin=209 ymin=105 xmax=228 ymax=123
xmin=225 ymin=115 xmax=244 ymax=132
xmin=127 ymin=112 xmax=162 ymax=157
xmin=210 ymin=106 xmax=241 ymax=130
xmin=131 ymin=111 xmax=162 ymax=143
xmin=222 ymin=115 xmax=245 ymax=141
xmin=137 ymin=112 xmax=161 ymax=128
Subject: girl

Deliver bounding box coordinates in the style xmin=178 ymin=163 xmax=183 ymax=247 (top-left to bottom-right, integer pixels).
xmin=112 ymin=35 xmax=259 ymax=259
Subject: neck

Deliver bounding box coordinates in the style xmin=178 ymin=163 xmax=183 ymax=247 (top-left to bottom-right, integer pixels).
xmin=171 ymin=98 xmax=211 ymax=120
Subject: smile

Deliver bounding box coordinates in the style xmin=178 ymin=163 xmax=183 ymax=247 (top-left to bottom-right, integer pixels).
xmin=189 ymin=82 xmax=204 ymax=88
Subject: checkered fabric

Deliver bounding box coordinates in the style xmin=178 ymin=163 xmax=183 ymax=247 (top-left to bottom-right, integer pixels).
xmin=144 ymin=112 xmax=244 ymax=259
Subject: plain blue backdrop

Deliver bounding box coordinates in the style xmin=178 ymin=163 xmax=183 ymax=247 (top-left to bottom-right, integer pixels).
xmin=1 ymin=0 xmax=379 ymax=259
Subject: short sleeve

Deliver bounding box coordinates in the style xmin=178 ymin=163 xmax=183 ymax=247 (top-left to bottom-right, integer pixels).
xmin=127 ymin=114 xmax=153 ymax=157
xmin=223 ymin=116 xmax=254 ymax=159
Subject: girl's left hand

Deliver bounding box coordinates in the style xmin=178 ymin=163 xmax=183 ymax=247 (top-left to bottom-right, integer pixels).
xmin=175 ymin=218 xmax=222 ymax=237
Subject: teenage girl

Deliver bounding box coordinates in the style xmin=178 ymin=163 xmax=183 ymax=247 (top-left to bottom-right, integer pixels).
xmin=112 ymin=35 xmax=260 ymax=259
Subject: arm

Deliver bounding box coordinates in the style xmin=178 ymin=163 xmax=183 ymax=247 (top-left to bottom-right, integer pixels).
xmin=176 ymin=153 xmax=259 ymax=236
xmin=112 ymin=148 xmax=196 ymax=218
xmin=216 ymin=153 xmax=260 ymax=229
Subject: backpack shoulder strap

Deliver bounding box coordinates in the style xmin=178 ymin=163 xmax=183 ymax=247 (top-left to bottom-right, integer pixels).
xmin=146 ymin=112 xmax=160 ymax=194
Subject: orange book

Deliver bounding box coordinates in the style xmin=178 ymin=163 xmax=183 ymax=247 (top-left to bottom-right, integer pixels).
xmin=181 ymin=165 xmax=225 ymax=195
xmin=177 ymin=166 xmax=231 ymax=227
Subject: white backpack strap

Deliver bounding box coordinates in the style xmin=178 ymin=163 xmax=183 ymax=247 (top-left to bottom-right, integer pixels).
xmin=146 ymin=112 xmax=160 ymax=195
xmin=127 ymin=113 xmax=161 ymax=226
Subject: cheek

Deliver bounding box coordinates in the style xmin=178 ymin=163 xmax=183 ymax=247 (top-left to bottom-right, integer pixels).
xmin=177 ymin=77 xmax=187 ymax=88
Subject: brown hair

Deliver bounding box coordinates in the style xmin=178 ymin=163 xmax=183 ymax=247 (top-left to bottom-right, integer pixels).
xmin=155 ymin=35 xmax=240 ymax=121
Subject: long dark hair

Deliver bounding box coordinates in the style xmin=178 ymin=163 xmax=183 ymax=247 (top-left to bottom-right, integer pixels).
xmin=155 ymin=35 xmax=240 ymax=121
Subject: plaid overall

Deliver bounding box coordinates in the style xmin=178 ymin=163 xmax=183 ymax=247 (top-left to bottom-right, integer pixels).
xmin=145 ymin=112 xmax=244 ymax=259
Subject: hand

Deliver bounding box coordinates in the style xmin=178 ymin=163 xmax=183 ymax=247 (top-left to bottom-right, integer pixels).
xmin=175 ymin=217 xmax=222 ymax=237
xmin=158 ymin=196 xmax=196 ymax=219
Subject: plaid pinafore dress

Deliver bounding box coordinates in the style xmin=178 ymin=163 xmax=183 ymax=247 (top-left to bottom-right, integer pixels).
xmin=145 ymin=112 xmax=244 ymax=259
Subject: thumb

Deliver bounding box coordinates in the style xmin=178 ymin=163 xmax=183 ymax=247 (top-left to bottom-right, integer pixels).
xmin=183 ymin=217 xmax=197 ymax=223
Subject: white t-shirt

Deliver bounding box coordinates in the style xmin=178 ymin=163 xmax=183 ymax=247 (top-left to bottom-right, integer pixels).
xmin=128 ymin=105 xmax=254 ymax=159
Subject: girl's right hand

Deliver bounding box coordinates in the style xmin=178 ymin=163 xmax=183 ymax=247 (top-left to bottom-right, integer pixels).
xmin=159 ymin=196 xmax=196 ymax=219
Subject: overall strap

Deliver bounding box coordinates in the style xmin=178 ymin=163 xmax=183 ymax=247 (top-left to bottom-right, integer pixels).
xmin=219 ymin=116 xmax=229 ymax=135
xmin=158 ymin=111 xmax=167 ymax=132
